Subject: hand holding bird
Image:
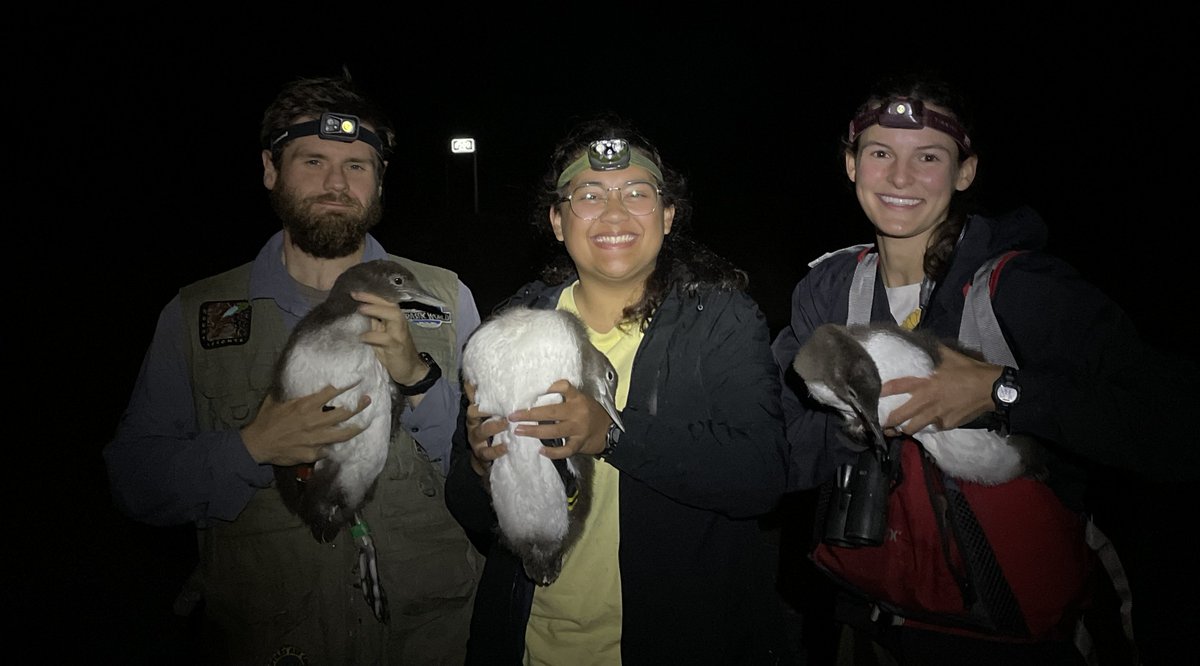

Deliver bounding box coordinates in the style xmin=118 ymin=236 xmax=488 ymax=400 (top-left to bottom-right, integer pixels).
xmin=510 ymin=378 xmax=617 ymax=459
xmin=794 ymin=322 xmax=1043 ymax=485
xmin=463 ymin=382 xmax=510 ymax=475
xmin=352 ymin=289 xmax=430 ymax=389
xmin=879 ymin=342 xmax=1003 ymax=436
xmin=241 ymin=384 xmax=371 ymax=466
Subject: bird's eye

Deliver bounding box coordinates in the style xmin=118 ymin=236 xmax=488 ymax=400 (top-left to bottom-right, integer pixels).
xmin=606 ymin=369 xmax=616 ymax=381
xmin=391 ymin=275 xmax=405 ymax=286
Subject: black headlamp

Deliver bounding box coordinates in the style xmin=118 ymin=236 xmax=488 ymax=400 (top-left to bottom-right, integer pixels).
xmin=268 ymin=112 xmax=385 ymax=156
xmin=588 ymin=139 xmax=631 ymax=170
xmin=848 ymin=98 xmax=972 ymax=155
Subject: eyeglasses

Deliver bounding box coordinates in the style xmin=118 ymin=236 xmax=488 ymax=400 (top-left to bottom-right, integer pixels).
xmin=559 ymin=181 xmax=661 ymax=220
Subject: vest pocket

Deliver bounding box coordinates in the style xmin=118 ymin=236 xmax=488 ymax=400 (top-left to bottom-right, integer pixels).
xmin=194 ymin=355 xmax=276 ymax=429
xmin=375 ymin=436 xmax=457 ymax=527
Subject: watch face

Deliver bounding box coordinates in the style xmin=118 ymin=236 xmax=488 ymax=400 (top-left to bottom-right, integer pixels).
xmin=996 ymin=384 xmax=1019 ymax=405
xmin=607 ymin=423 xmax=621 ymax=446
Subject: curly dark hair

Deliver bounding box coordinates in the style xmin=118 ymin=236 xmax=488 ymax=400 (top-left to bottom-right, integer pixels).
xmin=259 ymin=70 xmax=396 ymax=174
xmin=533 ymin=112 xmax=748 ymax=329
xmin=843 ymin=71 xmax=980 ymax=284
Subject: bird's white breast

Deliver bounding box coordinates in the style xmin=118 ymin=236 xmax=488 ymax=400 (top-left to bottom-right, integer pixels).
xmin=860 ymin=328 xmax=1023 ymax=484
xmin=858 ymin=329 xmax=933 ymax=426
xmin=461 ymin=308 xmax=594 ymax=549
xmin=281 ymin=314 xmax=391 ymax=499
xmin=462 ymin=309 xmax=586 ymax=416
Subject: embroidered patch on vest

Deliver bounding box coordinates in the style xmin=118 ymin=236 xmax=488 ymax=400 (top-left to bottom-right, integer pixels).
xmin=404 ymin=304 xmax=451 ymax=329
xmin=199 ymin=300 xmax=252 ymax=349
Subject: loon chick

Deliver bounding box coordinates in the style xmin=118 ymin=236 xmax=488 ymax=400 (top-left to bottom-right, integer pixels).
xmin=462 ymin=306 xmax=623 ymax=585
xmin=271 ymin=259 xmax=447 ymax=542
xmin=793 ymin=322 xmax=1044 ymax=485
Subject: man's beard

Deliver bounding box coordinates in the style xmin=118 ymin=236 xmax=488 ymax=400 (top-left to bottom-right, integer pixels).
xmin=270 ymin=185 xmax=383 ymax=259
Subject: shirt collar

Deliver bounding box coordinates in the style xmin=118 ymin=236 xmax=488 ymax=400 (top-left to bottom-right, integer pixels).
xmin=248 ymin=230 xmax=389 ymax=324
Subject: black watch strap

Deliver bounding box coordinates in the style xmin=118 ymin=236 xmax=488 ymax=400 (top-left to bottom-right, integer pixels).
xmin=396 ymin=352 xmax=442 ymax=396
xmin=597 ymin=421 xmax=621 ymax=460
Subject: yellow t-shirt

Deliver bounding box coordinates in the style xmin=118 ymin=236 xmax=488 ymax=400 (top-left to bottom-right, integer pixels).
xmin=523 ymin=283 xmax=643 ymax=666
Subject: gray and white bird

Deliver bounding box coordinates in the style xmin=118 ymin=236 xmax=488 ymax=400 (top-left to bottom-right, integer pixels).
xmin=793 ymin=322 xmax=1043 ymax=485
xmin=272 ymin=258 xmax=446 ymax=541
xmin=461 ymin=306 xmax=623 ymax=586
xmin=271 ymin=259 xmax=446 ymax=622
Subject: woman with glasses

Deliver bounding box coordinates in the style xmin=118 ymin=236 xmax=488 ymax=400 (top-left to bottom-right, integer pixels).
xmin=445 ymin=113 xmax=792 ymax=664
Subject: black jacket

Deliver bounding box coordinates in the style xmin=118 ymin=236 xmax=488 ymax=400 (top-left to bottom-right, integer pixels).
xmin=445 ymin=278 xmax=790 ymax=665
xmin=771 ymin=206 xmax=1200 ymax=500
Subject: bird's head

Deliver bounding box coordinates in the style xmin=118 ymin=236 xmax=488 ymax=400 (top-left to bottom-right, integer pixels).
xmin=333 ymin=259 xmax=446 ymax=311
xmin=794 ymin=323 xmax=885 ymax=450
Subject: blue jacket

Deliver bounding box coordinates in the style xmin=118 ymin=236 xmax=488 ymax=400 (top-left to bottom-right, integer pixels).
xmin=445 ymin=278 xmax=790 ymax=665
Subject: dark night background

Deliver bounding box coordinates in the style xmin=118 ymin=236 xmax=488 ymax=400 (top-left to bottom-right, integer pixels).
xmin=12 ymin=9 xmax=1198 ymax=663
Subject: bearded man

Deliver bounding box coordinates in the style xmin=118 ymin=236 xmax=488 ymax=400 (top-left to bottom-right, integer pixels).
xmin=104 ymin=74 xmax=484 ymax=666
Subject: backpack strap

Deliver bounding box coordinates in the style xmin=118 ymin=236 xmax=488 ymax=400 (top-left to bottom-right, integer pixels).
xmin=931 ymin=456 xmax=1031 ymax=636
xmin=847 ymin=247 xmax=878 ymax=326
xmin=845 ymin=246 xmax=1022 ymax=362
xmin=958 ymin=250 xmax=1023 ymax=368
xmin=808 ymin=242 xmax=874 ymax=270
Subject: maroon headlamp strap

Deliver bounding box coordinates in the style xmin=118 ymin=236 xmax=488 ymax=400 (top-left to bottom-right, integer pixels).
xmin=848 ymin=97 xmax=973 ymax=155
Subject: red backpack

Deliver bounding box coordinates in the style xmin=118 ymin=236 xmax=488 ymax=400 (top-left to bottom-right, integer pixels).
xmin=809 ymin=248 xmax=1099 ymax=641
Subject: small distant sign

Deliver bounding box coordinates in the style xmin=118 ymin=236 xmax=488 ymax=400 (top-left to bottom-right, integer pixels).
xmin=451 ymin=137 xmax=476 ymax=154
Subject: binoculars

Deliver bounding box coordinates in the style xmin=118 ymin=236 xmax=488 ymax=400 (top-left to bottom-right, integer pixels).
xmin=823 ymin=439 xmax=901 ymax=547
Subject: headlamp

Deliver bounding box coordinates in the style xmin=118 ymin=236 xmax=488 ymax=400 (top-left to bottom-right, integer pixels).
xmin=556 ymin=138 xmax=665 ymax=188
xmin=848 ymin=97 xmax=972 ymax=155
xmin=268 ymin=112 xmax=385 ymax=156
xmin=589 ymin=139 xmax=631 ymax=170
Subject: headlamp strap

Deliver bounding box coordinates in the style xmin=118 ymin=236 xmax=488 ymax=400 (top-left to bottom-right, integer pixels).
xmin=848 ymin=97 xmax=972 ymax=155
xmin=268 ymin=111 xmax=384 ymax=156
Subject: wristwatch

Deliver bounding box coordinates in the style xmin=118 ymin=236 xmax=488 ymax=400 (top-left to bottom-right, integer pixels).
xmin=991 ymin=366 xmax=1020 ymax=425
xmin=597 ymin=421 xmax=621 ymax=460
xmin=396 ymin=352 xmax=442 ymax=396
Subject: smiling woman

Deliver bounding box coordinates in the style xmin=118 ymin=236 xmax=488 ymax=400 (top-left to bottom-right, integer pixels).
xmin=846 ymin=99 xmax=977 ymax=255
xmin=445 ymin=112 xmax=793 ymax=664
xmin=549 ymin=157 xmax=672 ymax=308
xmin=772 ymin=70 xmax=1199 ymax=666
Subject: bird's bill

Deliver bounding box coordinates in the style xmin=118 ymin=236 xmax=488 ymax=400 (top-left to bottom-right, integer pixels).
xmin=599 ymin=397 xmax=625 ymax=431
xmin=397 ymin=292 xmax=447 ymax=312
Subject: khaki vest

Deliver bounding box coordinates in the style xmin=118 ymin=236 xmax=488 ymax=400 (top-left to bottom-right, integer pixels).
xmin=178 ymin=256 xmax=481 ymax=666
